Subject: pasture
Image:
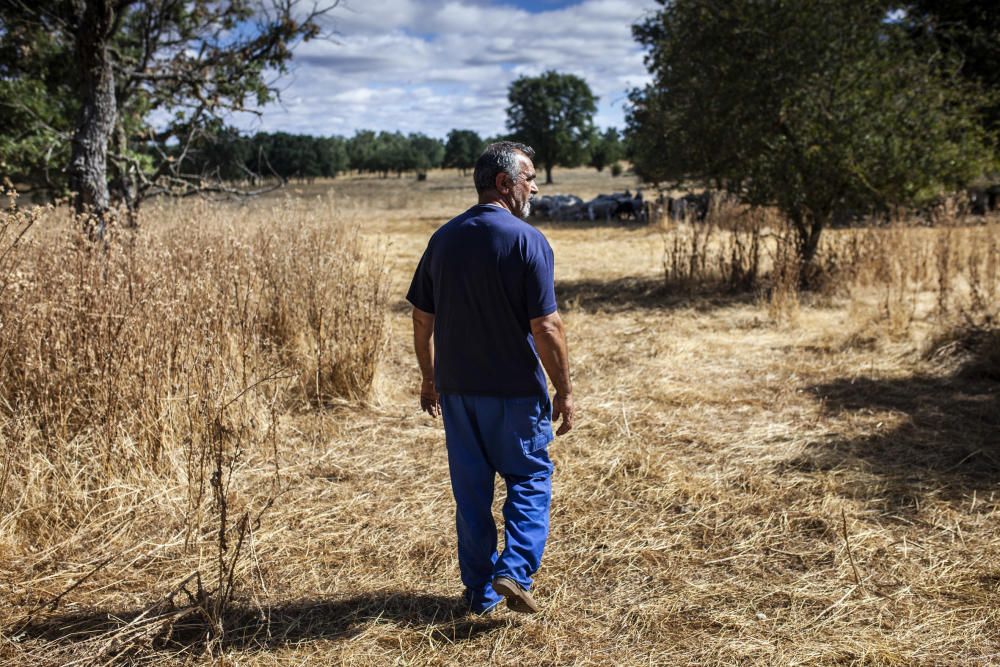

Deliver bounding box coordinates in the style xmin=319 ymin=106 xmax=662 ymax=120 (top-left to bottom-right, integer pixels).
xmin=1 ymin=167 xmax=998 ymax=666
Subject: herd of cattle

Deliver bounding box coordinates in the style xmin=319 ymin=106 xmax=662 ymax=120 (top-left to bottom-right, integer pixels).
xmin=530 ymin=185 xmax=1000 ymax=224
xmin=529 ymin=190 xmax=719 ymax=223
xmin=969 ymin=184 xmax=1000 ymax=215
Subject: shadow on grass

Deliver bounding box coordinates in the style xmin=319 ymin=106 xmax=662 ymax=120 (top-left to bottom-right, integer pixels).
xmin=390 ymin=275 xmax=756 ymax=316
xmin=14 ymin=591 xmax=507 ymax=657
xmin=786 ymin=335 xmax=999 ymax=506
xmin=556 ymin=275 xmax=757 ymax=313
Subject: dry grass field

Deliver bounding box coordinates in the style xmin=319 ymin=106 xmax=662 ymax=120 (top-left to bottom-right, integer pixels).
xmin=1 ymin=167 xmax=998 ymax=666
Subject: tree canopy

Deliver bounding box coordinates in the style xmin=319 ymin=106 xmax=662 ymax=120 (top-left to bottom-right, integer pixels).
xmin=443 ymin=129 xmax=485 ymax=175
xmin=588 ymin=127 xmax=623 ymax=173
xmin=172 ymin=128 xmax=448 ymax=181
xmin=901 ymin=0 xmax=1000 ymax=140
xmin=342 ymin=131 xmax=444 ymax=178
xmin=627 ymin=0 xmax=993 ymax=277
xmin=506 ymin=71 xmax=597 ymax=184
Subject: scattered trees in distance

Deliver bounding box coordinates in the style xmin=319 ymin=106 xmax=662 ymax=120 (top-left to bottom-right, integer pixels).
xmin=588 ymin=128 xmax=624 ymax=173
xmin=178 ymin=130 xmax=459 ymax=183
xmin=5 ymin=118 xmax=624 ymax=191
xmin=627 ymin=0 xmax=994 ymax=281
xmin=443 ymin=130 xmax=487 ymax=175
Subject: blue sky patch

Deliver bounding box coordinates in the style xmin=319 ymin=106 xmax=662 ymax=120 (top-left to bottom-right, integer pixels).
xmin=504 ymin=0 xmax=582 ymax=11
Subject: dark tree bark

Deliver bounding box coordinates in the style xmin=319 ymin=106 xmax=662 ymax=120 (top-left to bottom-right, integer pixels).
xmin=790 ymin=209 xmax=827 ymax=288
xmin=68 ymin=0 xmax=117 ymax=234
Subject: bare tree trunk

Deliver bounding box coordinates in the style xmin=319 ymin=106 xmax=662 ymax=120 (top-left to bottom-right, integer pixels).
xmin=545 ymin=163 xmax=553 ymax=185
xmin=791 ymin=209 xmax=826 ymax=288
xmin=68 ymin=0 xmax=117 ymax=237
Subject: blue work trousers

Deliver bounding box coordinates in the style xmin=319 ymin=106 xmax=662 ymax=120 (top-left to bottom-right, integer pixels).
xmin=440 ymin=393 xmax=554 ymax=613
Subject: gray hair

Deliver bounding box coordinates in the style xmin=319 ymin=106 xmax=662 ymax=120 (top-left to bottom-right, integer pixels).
xmin=473 ymin=141 xmax=535 ymax=194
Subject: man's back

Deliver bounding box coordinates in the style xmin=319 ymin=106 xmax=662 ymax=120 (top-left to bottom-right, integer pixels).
xmin=407 ymin=204 xmax=556 ymax=397
xmin=409 ymin=141 xmax=573 ymax=616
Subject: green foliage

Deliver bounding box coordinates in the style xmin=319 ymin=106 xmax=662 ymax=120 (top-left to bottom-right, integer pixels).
xmin=372 ymin=132 xmax=411 ymax=176
xmin=344 ymin=130 xmax=444 ymax=177
xmin=0 ymin=0 xmax=332 ymax=204
xmin=506 ymin=71 xmax=598 ymax=184
xmin=346 ymin=130 xmax=378 ymax=174
xmin=588 ymin=127 xmax=624 ymax=173
xmin=165 ymin=129 xmax=349 ymax=182
xmin=443 ymin=130 xmax=485 ymax=174
xmin=162 ymin=127 xmax=444 ymax=182
xmin=902 ymin=0 xmax=1000 ymax=139
xmin=408 ymin=133 xmax=445 ymax=176
xmin=0 ymin=21 xmax=75 ymax=193
xmin=628 ymin=0 xmax=993 ymax=271
xmin=316 ymin=136 xmax=350 ymax=179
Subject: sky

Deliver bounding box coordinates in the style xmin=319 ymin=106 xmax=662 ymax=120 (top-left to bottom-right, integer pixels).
xmin=228 ymin=0 xmax=660 ymax=139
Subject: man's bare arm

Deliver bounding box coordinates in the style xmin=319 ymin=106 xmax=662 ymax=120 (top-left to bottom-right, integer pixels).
xmin=412 ymin=306 xmax=440 ymax=417
xmin=530 ymin=311 xmax=574 ymax=435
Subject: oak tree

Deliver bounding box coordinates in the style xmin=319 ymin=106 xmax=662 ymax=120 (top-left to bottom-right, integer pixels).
xmin=627 ymin=0 xmax=992 ymax=280
xmin=588 ymin=127 xmax=623 ymax=173
xmin=506 ymin=71 xmax=597 ymax=185
xmin=442 ymin=129 xmax=484 ymax=175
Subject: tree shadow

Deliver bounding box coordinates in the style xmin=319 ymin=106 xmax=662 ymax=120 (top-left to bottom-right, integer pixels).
xmin=391 ymin=275 xmax=755 ymax=316
xmin=12 ymin=591 xmax=507 ymax=657
xmin=785 ymin=337 xmax=999 ymax=509
xmin=556 ymin=275 xmax=757 ymax=313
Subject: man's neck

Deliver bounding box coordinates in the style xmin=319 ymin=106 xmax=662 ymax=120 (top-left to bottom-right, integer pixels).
xmin=478 ymin=194 xmax=511 ymax=213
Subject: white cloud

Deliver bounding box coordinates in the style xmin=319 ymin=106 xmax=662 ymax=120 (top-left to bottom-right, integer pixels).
xmin=228 ymin=0 xmax=659 ymax=138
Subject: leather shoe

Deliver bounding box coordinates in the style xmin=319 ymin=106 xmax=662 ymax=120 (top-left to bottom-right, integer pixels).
xmin=492 ymin=576 xmax=540 ymax=614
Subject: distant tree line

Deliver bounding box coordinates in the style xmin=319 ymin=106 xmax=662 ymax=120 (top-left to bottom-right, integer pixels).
xmin=177 ymin=130 xmax=442 ymax=182
xmin=163 ymin=122 xmax=626 ymax=184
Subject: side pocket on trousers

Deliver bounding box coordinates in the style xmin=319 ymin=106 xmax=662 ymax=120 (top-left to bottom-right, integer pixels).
xmin=505 ymin=396 xmax=553 ymax=454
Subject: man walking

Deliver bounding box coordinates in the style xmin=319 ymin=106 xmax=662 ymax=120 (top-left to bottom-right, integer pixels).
xmin=406 ymin=141 xmax=574 ymax=615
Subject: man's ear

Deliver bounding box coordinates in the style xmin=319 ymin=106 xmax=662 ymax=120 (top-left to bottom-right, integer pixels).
xmin=494 ymin=172 xmax=509 ymax=193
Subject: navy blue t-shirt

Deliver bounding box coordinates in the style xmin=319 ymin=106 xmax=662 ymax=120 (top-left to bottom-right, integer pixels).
xmin=406 ymin=204 xmax=557 ymax=397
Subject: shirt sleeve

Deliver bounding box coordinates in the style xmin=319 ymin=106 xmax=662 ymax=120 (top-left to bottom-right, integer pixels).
xmin=406 ymin=246 xmax=435 ymax=314
xmin=524 ymin=236 xmax=557 ymax=320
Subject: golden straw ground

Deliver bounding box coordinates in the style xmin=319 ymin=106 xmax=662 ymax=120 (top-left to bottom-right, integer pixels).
xmin=1 ymin=168 xmax=998 ymax=665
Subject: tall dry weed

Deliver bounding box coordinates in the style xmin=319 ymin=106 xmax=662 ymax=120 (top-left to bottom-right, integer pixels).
xmin=660 ymin=203 xmax=769 ymax=292
xmin=659 ymin=204 xmax=804 ymax=320
xmin=659 ymin=199 xmax=999 ymax=336
xmin=815 ymin=217 xmax=999 ymax=344
xmin=0 ymin=194 xmax=389 ymax=647
xmin=256 ymin=222 xmax=388 ymax=405
xmin=764 ymin=225 xmax=801 ymax=323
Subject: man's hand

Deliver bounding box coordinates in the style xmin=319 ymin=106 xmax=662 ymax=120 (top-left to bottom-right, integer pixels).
xmin=552 ymin=392 xmax=574 ymax=436
xmin=531 ymin=311 xmax=574 ymax=436
xmin=412 ymin=306 xmax=438 ymax=417
xmin=420 ymin=378 xmax=440 ymax=418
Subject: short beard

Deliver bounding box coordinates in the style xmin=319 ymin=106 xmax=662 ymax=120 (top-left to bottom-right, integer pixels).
xmin=517 ymin=199 xmax=532 ymax=221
